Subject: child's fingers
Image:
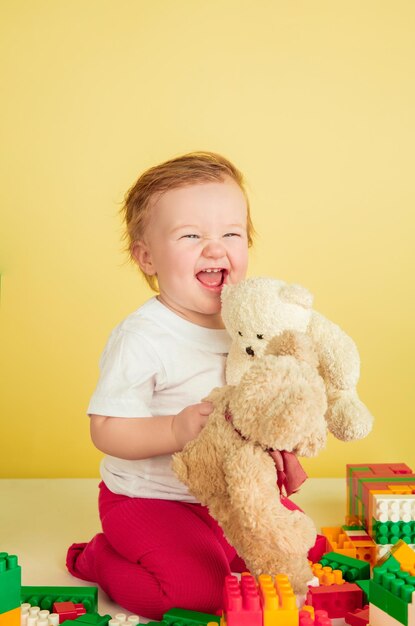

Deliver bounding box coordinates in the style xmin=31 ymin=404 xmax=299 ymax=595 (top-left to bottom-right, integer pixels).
xmin=199 ymin=401 xmax=214 ymax=415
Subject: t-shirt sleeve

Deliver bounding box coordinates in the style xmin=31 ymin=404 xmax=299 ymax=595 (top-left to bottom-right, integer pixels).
xmin=87 ymin=329 xmax=165 ymax=418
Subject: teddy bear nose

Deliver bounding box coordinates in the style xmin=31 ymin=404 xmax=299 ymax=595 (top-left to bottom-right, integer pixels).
xmin=246 ymin=346 xmax=255 ymax=357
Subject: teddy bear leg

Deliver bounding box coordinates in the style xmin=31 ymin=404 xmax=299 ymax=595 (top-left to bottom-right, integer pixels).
xmin=222 ymin=449 xmax=316 ymax=594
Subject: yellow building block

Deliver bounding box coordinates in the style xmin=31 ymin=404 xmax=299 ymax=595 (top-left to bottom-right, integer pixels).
xmin=311 ymin=563 xmax=344 ymax=585
xmin=258 ymin=574 xmax=298 ymax=626
xmin=390 ymin=539 xmax=415 ymax=575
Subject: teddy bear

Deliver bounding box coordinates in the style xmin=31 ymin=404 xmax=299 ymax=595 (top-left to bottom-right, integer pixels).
xmin=173 ymin=329 xmax=328 ymax=594
xmin=221 ymin=277 xmax=374 ymax=442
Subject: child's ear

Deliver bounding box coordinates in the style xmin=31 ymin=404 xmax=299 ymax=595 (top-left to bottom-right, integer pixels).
xmin=132 ymin=241 xmax=156 ymax=275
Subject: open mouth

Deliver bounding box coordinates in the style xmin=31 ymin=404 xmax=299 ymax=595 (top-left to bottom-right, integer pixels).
xmin=196 ymin=268 xmax=228 ymax=290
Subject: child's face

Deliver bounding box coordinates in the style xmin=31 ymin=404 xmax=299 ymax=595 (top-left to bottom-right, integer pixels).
xmin=134 ymin=177 xmax=249 ymax=328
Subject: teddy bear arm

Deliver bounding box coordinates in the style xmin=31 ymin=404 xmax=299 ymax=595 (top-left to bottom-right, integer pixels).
xmin=308 ymin=311 xmax=360 ymax=390
xmin=309 ymin=311 xmax=374 ymax=441
xmin=225 ymin=346 xmax=251 ymax=386
xmin=172 ymin=418 xmax=230 ymax=504
xmin=203 ymin=385 xmax=234 ymax=412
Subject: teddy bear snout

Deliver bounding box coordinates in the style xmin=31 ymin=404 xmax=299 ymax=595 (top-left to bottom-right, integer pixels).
xmin=245 ymin=346 xmax=255 ymax=357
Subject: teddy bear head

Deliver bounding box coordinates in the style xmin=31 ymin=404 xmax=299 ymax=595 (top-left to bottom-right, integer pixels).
xmin=221 ymin=277 xmax=313 ymax=362
xmin=225 ymin=330 xmax=327 ymax=458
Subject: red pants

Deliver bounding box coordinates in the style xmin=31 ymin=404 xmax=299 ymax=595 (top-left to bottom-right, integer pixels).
xmin=66 ymin=482 xmax=246 ymax=620
xmin=66 ymin=483 xmax=322 ymax=620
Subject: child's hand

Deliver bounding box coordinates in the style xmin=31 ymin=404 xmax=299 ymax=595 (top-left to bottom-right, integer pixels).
xmin=172 ymin=402 xmax=213 ymax=450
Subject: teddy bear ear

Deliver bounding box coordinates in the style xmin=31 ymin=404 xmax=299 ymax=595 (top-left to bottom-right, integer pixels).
xmin=279 ymin=283 xmax=314 ymax=309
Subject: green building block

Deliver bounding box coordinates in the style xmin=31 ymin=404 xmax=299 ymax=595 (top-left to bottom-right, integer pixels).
xmin=73 ymin=613 xmax=111 ymax=626
xmin=373 ymin=520 xmax=415 ymax=545
xmin=61 ymin=613 xmax=111 ymax=626
xmin=319 ymin=551 xmax=370 ymax=582
xmin=163 ymin=608 xmax=220 ymax=625
xmin=0 ymin=553 xmax=21 ymax=614
xmin=369 ymin=555 xmax=415 ymax=625
xmin=21 ymin=586 xmax=98 ymax=613
xmin=355 ymin=579 xmax=370 ymax=604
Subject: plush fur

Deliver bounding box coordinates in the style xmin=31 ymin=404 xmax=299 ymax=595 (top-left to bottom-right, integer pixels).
xmin=221 ymin=277 xmax=374 ymax=441
xmin=173 ymin=330 xmax=328 ymax=594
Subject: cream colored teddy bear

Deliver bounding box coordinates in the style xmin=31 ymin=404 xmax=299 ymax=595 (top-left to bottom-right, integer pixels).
xmin=173 ymin=330 xmax=328 ymax=594
xmin=221 ymin=277 xmax=374 ymax=442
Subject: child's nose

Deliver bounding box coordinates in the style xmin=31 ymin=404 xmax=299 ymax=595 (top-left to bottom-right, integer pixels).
xmin=202 ymin=239 xmax=226 ymax=258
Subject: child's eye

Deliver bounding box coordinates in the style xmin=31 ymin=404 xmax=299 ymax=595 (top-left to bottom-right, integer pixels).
xmin=223 ymin=233 xmax=240 ymax=238
xmin=181 ymin=234 xmax=200 ymax=239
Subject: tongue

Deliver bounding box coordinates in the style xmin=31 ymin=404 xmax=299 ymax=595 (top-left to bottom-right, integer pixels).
xmin=197 ymin=271 xmax=223 ymax=287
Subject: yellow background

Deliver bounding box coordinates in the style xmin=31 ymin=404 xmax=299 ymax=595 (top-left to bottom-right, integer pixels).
xmin=1 ymin=1 xmax=414 ymax=478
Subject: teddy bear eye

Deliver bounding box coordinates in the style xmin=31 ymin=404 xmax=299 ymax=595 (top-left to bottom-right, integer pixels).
xmin=257 ymin=334 xmax=264 ymax=339
xmin=238 ymin=331 xmax=243 ymax=337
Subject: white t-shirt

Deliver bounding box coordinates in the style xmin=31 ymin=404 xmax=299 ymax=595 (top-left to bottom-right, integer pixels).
xmin=88 ymin=297 xmax=231 ymax=501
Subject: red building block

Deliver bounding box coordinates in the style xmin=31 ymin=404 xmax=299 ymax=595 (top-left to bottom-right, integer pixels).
xmin=306 ymin=582 xmax=363 ymax=619
xmin=308 ymin=534 xmax=327 ymax=563
xmin=299 ymin=609 xmax=332 ymax=625
xmin=52 ymin=602 xmax=86 ymax=623
xmin=223 ymin=575 xmax=262 ymax=626
xmin=345 ymin=604 xmax=369 ymax=626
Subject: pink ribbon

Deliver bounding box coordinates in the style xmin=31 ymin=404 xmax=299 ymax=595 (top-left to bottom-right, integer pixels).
xmin=268 ymin=449 xmax=307 ymax=497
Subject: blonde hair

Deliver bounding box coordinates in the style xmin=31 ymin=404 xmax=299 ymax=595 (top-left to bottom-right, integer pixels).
xmin=121 ymin=151 xmax=255 ymax=292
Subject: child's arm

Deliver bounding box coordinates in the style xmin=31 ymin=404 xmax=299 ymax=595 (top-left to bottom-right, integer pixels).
xmin=90 ymin=401 xmax=213 ymax=460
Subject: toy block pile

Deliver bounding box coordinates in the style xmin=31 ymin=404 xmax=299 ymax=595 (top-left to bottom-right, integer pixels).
xmin=3 ymin=462 xmax=415 ymax=626
xmin=346 ymin=463 xmax=415 ymax=559
xmin=318 ymin=464 xmax=415 ymax=568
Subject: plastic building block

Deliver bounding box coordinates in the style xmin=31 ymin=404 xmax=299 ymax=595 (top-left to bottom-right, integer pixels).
xmin=299 ymin=608 xmax=332 ymax=625
xmin=223 ymin=574 xmax=262 ymax=626
xmin=354 ymin=579 xmax=370 ymax=605
xmin=22 ymin=605 xmax=110 ymax=626
xmin=318 ymin=552 xmax=370 ymax=582
xmin=390 ymin=540 xmax=415 ymax=574
xmin=345 ymin=604 xmax=369 ymax=626
xmin=74 ymin=614 xmax=113 ymax=626
xmin=258 ymin=573 xmax=297 ymax=626
xmin=21 ymin=604 xmax=60 ymax=626
xmin=321 ymin=526 xmax=378 ymax=564
xmin=53 ymin=603 xmax=86 ymax=623
xmin=0 ymin=553 xmax=21 ymax=614
xmin=370 ymin=553 xmax=415 ymax=625
xmin=373 ymin=494 xmax=415 ymax=524
xmin=369 ymin=602 xmax=409 ymax=626
xmin=0 ymin=607 xmax=20 ymax=626
xmin=311 ymin=563 xmax=344 ymax=586
xmin=321 ymin=527 xmax=356 ymax=556
xmin=346 ymin=464 xmax=415 ymax=532
xmin=373 ymin=521 xmax=415 ymax=545
xmin=163 ymin=609 xmax=220 ymax=625
xmin=306 ymin=582 xmax=363 ymax=618
xmin=308 ymin=535 xmax=327 ymax=563
xmin=222 ymin=573 xmax=298 ymax=626
xmin=21 ymin=588 xmax=97 ymax=614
